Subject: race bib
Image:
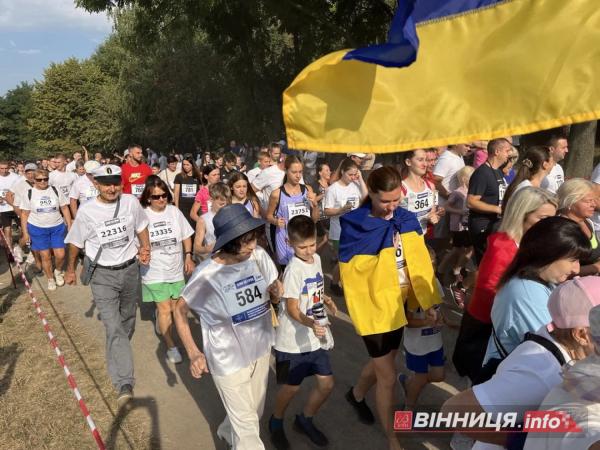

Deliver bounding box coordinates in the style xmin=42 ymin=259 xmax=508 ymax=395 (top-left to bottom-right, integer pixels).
xmin=35 ymin=195 xmax=58 ymax=214
xmin=82 ymin=186 xmax=98 ymax=202
xmin=498 ymin=182 xmax=507 ymax=203
xmin=97 ymin=217 xmax=129 ymax=249
xmin=149 ymin=220 xmax=177 ymax=249
xmin=305 ymin=277 xmax=325 ymax=317
xmin=222 ymin=274 xmax=270 ymax=325
xmin=287 ymin=201 xmax=310 ymax=219
xmin=394 ymin=233 xmax=409 ymax=286
xmin=59 ymin=185 xmax=70 ymax=196
xmin=0 ymin=189 xmax=8 ymax=198
xmin=555 ymin=174 xmax=564 ymax=189
xmin=132 ymin=184 xmax=145 ymax=197
xmin=433 ymin=191 xmax=439 ymax=207
xmin=345 ymin=196 xmax=359 ymax=210
xmin=409 ymin=191 xmax=433 ymax=215
xmin=182 ymin=183 xmax=197 ymax=198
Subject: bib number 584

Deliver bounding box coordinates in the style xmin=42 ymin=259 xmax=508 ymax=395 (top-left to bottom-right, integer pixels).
xmin=235 ymin=286 xmax=263 ymax=306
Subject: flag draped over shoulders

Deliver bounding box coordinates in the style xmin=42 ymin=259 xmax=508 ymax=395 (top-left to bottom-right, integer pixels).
xmin=339 ymin=203 xmax=441 ymax=336
xmin=283 ymin=0 xmax=600 ymax=153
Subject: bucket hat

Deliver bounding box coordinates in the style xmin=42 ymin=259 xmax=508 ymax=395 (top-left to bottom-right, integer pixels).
xmin=212 ymin=204 xmax=265 ymax=253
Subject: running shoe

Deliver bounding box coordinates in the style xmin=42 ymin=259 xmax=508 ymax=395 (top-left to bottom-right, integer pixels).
xmin=47 ymin=279 xmax=57 ymax=291
xmin=54 ymin=270 xmax=65 ymax=287
xmin=117 ymin=384 xmax=133 ymax=408
xmin=166 ymin=347 xmax=183 ymax=364
xmin=449 ymin=282 xmax=466 ymax=310
xmin=293 ymin=414 xmax=328 ymax=447
xmin=345 ymin=387 xmax=375 ymax=425
xmin=269 ymin=415 xmax=290 ymax=450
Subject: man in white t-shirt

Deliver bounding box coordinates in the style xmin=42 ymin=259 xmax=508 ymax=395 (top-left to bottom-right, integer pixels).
xmin=246 ymin=150 xmax=272 ymax=186
xmin=432 ymin=144 xmax=469 ymax=201
xmin=65 ymin=151 xmax=83 ymax=173
xmin=252 ymin=144 xmax=284 ymax=213
xmin=69 ymin=160 xmax=100 ymax=218
xmin=64 ymin=164 xmax=150 ymax=407
xmin=49 ymin=153 xmax=78 ymax=198
xmin=541 ymin=134 xmax=568 ymax=194
xmin=0 ymin=160 xmax=23 ymax=260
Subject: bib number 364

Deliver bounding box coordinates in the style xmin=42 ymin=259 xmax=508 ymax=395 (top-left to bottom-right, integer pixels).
xmin=235 ymin=286 xmax=263 ymax=306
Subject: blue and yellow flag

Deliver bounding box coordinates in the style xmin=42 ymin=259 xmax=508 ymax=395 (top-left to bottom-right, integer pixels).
xmin=283 ymin=0 xmax=600 ymax=153
xmin=339 ymin=204 xmax=441 ymax=336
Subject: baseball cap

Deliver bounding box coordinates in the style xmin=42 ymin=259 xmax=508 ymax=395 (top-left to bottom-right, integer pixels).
xmin=92 ymin=164 xmax=122 ymax=184
xmin=347 ymin=152 xmax=367 ymax=158
xmin=84 ymin=160 xmax=100 ymax=174
xmin=24 ymin=163 xmax=37 ymax=172
xmin=547 ymin=277 xmax=600 ymax=330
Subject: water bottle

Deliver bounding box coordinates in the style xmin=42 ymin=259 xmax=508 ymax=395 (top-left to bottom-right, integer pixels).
xmin=312 ymin=302 xmax=334 ymax=350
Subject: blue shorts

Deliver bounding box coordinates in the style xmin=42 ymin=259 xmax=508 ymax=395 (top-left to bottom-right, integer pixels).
xmin=27 ymin=222 xmax=66 ymax=251
xmin=405 ymin=347 xmax=445 ymax=374
xmin=275 ymin=349 xmax=333 ymax=386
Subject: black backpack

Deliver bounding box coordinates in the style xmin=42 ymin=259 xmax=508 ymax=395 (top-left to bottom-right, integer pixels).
xmin=28 ymin=185 xmax=59 ymax=201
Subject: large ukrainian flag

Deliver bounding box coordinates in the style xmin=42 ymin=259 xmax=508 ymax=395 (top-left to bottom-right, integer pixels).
xmin=283 ymin=0 xmax=600 ymax=153
xmin=339 ymin=204 xmax=441 ymax=336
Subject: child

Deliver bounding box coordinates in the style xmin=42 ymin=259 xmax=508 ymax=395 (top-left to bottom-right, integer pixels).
xmin=228 ymin=172 xmax=261 ymax=218
xmin=269 ymin=215 xmax=337 ymax=449
xmin=443 ymin=166 xmax=475 ymax=308
xmin=399 ymin=246 xmax=445 ymax=411
xmin=193 ymin=182 xmax=230 ymax=259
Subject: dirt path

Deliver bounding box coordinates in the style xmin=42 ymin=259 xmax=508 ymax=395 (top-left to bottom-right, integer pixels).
xmin=1 ymin=251 xmax=469 ymax=450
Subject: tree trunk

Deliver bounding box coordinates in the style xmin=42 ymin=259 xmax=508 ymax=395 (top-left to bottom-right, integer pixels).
xmin=565 ymin=120 xmax=597 ymax=178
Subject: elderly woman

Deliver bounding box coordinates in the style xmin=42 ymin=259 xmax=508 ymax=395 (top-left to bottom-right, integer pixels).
xmin=174 ymin=203 xmax=282 ymax=450
xmin=19 ymin=168 xmax=72 ymax=291
xmin=558 ymin=178 xmax=600 ymax=275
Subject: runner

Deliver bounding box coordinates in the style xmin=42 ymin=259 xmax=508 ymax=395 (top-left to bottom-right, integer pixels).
xmin=269 ymin=215 xmax=337 ymax=449
xmin=190 ymin=164 xmax=220 ymax=222
xmin=121 ymin=144 xmax=153 ymax=198
xmin=311 ymin=160 xmax=331 ymax=250
xmin=265 ymin=155 xmax=318 ymax=268
xmin=340 ymin=166 xmax=441 ymax=450
xmin=453 ymin=187 xmax=558 ymax=381
xmin=399 ymin=149 xmax=440 ymax=233
xmin=9 ymin=163 xmax=38 ymax=266
xmin=158 ymin=155 xmax=180 ymax=195
xmin=140 ymin=176 xmax=195 ymax=364
xmin=0 ymin=160 xmax=22 ymax=261
xmin=193 ymin=182 xmax=231 ymax=259
xmin=173 ymin=155 xmax=202 ymax=229
xmin=324 ymin=158 xmax=367 ymax=295
xmin=49 ymin=153 xmax=78 ymax=199
xmin=228 ymin=172 xmax=261 ymax=218
xmin=19 ymin=169 xmax=72 ymax=291
xmin=64 ymin=164 xmax=151 ymax=407
xmin=69 ymin=160 xmax=100 ymax=218
xmin=174 ymin=203 xmax=282 ymax=449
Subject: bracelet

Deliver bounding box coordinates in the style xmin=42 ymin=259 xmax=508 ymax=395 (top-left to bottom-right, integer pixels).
xmin=185 ymin=251 xmax=193 ymax=256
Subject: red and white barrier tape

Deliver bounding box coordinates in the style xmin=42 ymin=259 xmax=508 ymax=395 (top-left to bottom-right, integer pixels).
xmin=1 ymin=231 xmax=106 ymax=450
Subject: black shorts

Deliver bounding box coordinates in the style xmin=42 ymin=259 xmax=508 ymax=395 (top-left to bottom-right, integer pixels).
xmin=451 ymin=231 xmax=471 ymax=248
xmin=0 ymin=211 xmax=17 ymax=228
xmin=361 ymin=328 xmax=404 ymax=358
xmin=275 ymin=349 xmax=333 ymax=385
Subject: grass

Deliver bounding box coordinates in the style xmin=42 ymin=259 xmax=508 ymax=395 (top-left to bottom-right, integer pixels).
xmin=0 ymin=266 xmax=156 ymax=450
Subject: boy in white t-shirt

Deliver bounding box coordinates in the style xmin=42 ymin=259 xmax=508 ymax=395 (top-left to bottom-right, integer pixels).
xmin=269 ymin=215 xmax=338 ymax=449
xmin=193 ymin=182 xmax=231 ymax=259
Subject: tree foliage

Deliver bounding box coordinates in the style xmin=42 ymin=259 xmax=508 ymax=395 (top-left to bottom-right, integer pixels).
xmin=0 ymin=83 xmax=34 ymax=160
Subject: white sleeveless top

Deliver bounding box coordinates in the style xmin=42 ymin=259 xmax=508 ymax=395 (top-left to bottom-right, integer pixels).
xmin=400 ymin=179 xmax=436 ymax=233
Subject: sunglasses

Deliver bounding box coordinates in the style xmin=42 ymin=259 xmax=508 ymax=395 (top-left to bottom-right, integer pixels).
xmin=150 ymin=193 xmax=168 ymax=200
xmin=35 ymin=178 xmax=49 ymax=182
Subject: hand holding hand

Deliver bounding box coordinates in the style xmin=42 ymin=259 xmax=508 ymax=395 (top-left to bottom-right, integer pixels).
xmin=189 ymin=352 xmax=209 ymax=378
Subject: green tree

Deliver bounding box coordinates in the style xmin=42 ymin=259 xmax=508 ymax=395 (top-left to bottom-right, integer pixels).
xmin=0 ymin=82 xmax=34 ymax=159
xmin=29 ymin=58 xmax=119 ymax=155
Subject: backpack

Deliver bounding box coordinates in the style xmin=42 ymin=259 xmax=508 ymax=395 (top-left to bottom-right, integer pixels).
xmin=28 ymin=185 xmax=59 ymax=201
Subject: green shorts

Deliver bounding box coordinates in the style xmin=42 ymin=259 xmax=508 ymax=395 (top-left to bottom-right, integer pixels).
xmin=142 ymin=280 xmax=186 ymax=303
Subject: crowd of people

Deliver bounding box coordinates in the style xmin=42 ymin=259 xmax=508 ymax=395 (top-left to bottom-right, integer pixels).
xmin=1 ymin=136 xmax=599 ymax=450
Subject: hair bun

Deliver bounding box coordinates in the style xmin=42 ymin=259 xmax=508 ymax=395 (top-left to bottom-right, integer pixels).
xmin=522 ymin=158 xmax=533 ymax=169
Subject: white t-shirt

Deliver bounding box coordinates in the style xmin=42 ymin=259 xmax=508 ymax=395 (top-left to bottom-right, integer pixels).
xmin=433 ymin=150 xmax=465 ymax=195
xmin=403 ymin=307 xmax=443 ymax=356
xmin=69 ymin=175 xmax=98 ymax=205
xmin=0 ymin=172 xmax=21 ymax=213
xmin=276 ymin=254 xmax=324 ymax=354
xmin=21 ymin=187 xmax=69 ymax=227
xmin=541 ymin=163 xmax=564 ymax=194
xmin=472 ymin=327 xmax=572 ymax=450
xmin=246 ymin=166 xmax=262 ymax=185
xmin=158 ymin=168 xmax=180 ymax=193
xmin=141 ymin=205 xmax=194 ymax=284
xmin=49 ymin=170 xmax=78 ymax=198
xmin=252 ymin=165 xmax=284 ymax=211
xmin=324 ymin=180 xmax=361 ymax=240
xmin=181 ymin=246 xmax=278 ymax=376
xmin=514 ymin=179 xmax=532 ymax=193
xmin=65 ymin=159 xmax=78 ymax=173
xmin=10 ymin=179 xmax=34 ymax=209
xmin=65 ymin=194 xmax=149 ymax=266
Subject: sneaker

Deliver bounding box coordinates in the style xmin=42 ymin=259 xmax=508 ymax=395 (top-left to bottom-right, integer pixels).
xmin=166 ymin=347 xmax=183 ymax=364
xmin=269 ymin=416 xmax=290 ymax=450
xmin=449 ymin=282 xmax=466 ymax=310
xmin=47 ymin=279 xmax=57 ymax=291
xmin=330 ymin=283 xmax=344 ymax=297
xmin=54 ymin=270 xmax=65 ymax=287
xmin=293 ymin=414 xmax=328 ymax=447
xmin=216 ymin=418 xmax=233 ymax=448
xmin=345 ymin=387 xmax=375 ymax=425
xmin=117 ymin=384 xmax=133 ymax=408
xmin=12 ymin=245 xmax=23 ymax=264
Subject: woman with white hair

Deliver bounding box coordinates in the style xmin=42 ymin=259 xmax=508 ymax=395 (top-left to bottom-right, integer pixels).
xmin=558 ymin=178 xmax=600 ymax=275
